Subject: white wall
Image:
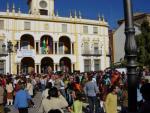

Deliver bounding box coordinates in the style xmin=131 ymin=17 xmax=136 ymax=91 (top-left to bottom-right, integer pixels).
xmin=113 ymin=22 xmax=141 ymax=63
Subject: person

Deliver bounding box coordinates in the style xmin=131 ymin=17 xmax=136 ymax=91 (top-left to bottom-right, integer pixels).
xmin=40 ymin=76 xmax=47 ymax=92
xmin=68 ymin=92 xmax=87 ymax=113
xmin=26 ymin=78 xmax=33 ymax=98
xmin=0 ymin=81 xmax=4 ymax=113
xmin=42 ymin=82 xmax=52 ymax=99
xmin=6 ymin=79 xmax=14 ymax=105
xmin=121 ymin=85 xmax=128 ymax=113
xmin=39 ymin=87 xmax=68 ymax=113
xmin=83 ymin=75 xmax=100 ymax=113
xmin=104 ymin=85 xmax=118 ymax=113
xmin=138 ymin=83 xmax=150 ymax=113
xmin=14 ymin=81 xmax=32 ymax=113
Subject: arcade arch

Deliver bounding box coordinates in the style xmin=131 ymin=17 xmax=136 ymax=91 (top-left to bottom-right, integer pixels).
xmin=59 ymin=36 xmax=71 ymax=54
xmin=41 ymin=57 xmax=54 ymax=73
xmin=21 ymin=57 xmax=35 ymax=74
xmin=59 ymin=57 xmax=71 ymax=72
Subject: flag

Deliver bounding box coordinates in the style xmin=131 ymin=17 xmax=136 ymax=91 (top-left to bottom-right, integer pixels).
xmin=46 ymin=37 xmax=49 ymax=53
xmin=42 ymin=38 xmax=46 ymax=54
xmin=64 ymin=45 xmax=68 ymax=53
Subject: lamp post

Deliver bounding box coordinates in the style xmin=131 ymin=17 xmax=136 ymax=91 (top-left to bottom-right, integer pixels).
xmin=2 ymin=41 xmax=18 ymax=74
xmin=123 ymin=0 xmax=137 ymax=113
xmin=7 ymin=41 xmax=13 ymax=74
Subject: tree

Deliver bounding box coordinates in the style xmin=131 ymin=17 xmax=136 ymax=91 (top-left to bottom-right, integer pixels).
xmin=136 ymin=20 xmax=150 ymax=67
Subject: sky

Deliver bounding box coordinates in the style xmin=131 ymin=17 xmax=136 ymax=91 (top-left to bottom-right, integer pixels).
xmin=0 ymin=0 xmax=150 ymax=29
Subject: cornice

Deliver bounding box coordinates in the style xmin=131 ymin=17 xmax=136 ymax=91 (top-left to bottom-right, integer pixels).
xmin=0 ymin=13 xmax=109 ymax=27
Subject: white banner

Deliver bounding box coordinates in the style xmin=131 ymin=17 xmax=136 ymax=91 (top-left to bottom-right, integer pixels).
xmin=17 ymin=49 xmax=35 ymax=58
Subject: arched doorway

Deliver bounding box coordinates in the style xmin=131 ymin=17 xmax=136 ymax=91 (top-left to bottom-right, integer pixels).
xmin=59 ymin=57 xmax=71 ymax=72
xmin=21 ymin=57 xmax=35 ymax=74
xmin=41 ymin=57 xmax=54 ymax=74
xmin=40 ymin=35 xmax=53 ymax=54
xmin=59 ymin=36 xmax=71 ymax=54
xmin=20 ymin=34 xmax=34 ymax=49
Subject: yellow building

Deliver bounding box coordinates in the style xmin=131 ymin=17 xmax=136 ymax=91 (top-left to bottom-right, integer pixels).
xmin=0 ymin=0 xmax=110 ymax=74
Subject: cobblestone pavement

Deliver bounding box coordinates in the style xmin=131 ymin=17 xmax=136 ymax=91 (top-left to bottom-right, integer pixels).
xmin=5 ymin=92 xmax=42 ymax=113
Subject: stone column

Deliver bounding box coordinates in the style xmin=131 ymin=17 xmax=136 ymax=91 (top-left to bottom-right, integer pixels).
xmin=39 ymin=64 xmax=41 ymax=74
xmin=35 ymin=41 xmax=37 ymax=53
xmin=18 ymin=41 xmax=21 ymax=50
xmin=53 ymin=41 xmax=55 ymax=54
xmin=71 ymin=63 xmax=74 ymax=72
xmin=35 ymin=64 xmax=37 ymax=73
xmin=57 ymin=63 xmax=60 ymax=71
xmin=39 ymin=41 xmax=41 ymax=54
xmin=70 ymin=42 xmax=72 ymax=54
xmin=54 ymin=63 xmax=56 ymax=72
xmin=57 ymin=42 xmax=59 ymax=54
xmin=19 ymin=63 xmax=21 ymax=75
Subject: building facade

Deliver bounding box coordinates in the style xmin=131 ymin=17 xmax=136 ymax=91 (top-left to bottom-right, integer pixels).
xmin=0 ymin=0 xmax=110 ymax=74
xmin=113 ymin=13 xmax=150 ymax=63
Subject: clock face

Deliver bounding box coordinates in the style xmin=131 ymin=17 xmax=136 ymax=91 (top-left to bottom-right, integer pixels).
xmin=39 ymin=0 xmax=47 ymax=8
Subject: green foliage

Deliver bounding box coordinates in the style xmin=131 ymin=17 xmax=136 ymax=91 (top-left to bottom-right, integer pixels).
xmin=136 ymin=20 xmax=150 ymax=67
xmin=111 ymin=59 xmax=127 ymax=68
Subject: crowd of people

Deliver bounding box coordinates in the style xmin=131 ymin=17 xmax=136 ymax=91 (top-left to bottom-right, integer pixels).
xmin=0 ymin=68 xmax=149 ymax=113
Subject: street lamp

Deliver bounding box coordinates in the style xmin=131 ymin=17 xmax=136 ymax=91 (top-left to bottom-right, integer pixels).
xmin=7 ymin=41 xmax=13 ymax=74
xmin=2 ymin=41 xmax=18 ymax=74
xmin=123 ymin=0 xmax=137 ymax=113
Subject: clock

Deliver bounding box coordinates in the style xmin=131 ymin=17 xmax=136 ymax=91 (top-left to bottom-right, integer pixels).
xmin=39 ymin=0 xmax=47 ymax=8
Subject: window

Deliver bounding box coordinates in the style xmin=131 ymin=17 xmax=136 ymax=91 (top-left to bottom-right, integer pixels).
xmin=83 ymin=26 xmax=88 ymax=34
xmin=94 ymin=43 xmax=99 ymax=54
xmin=0 ymin=20 xmax=4 ymax=30
xmin=83 ymin=42 xmax=90 ymax=54
xmin=94 ymin=59 xmax=100 ymax=71
xmin=93 ymin=27 xmax=98 ymax=34
xmin=62 ymin=24 xmax=67 ymax=32
xmin=39 ymin=9 xmax=48 ymax=15
xmin=84 ymin=59 xmax=91 ymax=72
xmin=24 ymin=22 xmax=31 ymax=30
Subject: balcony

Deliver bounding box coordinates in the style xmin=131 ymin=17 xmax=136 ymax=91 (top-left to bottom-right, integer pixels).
xmin=16 ymin=49 xmax=36 ymax=58
xmin=82 ymin=50 xmax=102 ymax=56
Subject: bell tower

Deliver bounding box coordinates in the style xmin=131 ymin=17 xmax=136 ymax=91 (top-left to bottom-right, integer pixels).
xmin=27 ymin=0 xmax=54 ymax=16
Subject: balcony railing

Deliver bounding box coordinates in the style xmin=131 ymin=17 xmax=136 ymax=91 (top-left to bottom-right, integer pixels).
xmin=82 ymin=50 xmax=102 ymax=56
xmin=16 ymin=49 xmax=36 ymax=58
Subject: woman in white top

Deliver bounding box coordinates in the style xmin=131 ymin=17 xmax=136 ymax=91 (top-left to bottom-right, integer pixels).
xmin=26 ymin=78 xmax=33 ymax=97
xmin=39 ymin=87 xmax=68 ymax=113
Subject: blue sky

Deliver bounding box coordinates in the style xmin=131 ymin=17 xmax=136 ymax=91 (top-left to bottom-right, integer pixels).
xmin=0 ymin=0 xmax=149 ymax=29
